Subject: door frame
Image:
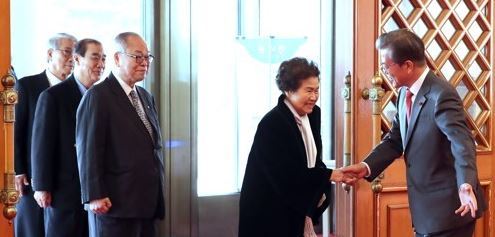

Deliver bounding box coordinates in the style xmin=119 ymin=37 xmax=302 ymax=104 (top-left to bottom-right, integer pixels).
xmin=0 ymin=0 xmax=15 ymax=236
xmin=334 ymin=0 xmax=495 ymax=236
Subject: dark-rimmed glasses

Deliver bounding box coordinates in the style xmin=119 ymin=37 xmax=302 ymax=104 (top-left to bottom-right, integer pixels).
xmin=119 ymin=52 xmax=155 ymax=64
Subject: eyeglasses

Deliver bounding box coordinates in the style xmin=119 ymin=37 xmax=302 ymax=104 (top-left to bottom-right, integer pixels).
xmin=120 ymin=52 xmax=155 ymax=64
xmin=54 ymin=48 xmax=75 ymax=57
xmin=380 ymin=62 xmax=398 ymax=74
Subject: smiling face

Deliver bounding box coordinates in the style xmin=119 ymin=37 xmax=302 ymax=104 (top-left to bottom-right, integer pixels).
xmin=286 ymin=76 xmax=319 ymax=116
xmin=114 ymin=35 xmax=150 ymax=87
xmin=75 ymin=43 xmax=106 ymax=87
xmin=380 ymin=48 xmax=411 ymax=88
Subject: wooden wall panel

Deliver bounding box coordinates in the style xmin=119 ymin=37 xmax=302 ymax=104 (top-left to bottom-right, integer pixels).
xmin=378 ymin=190 xmax=412 ymax=237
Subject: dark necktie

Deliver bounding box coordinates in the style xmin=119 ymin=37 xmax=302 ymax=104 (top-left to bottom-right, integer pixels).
xmin=129 ymin=90 xmax=154 ymax=139
xmin=405 ymin=89 xmax=413 ymax=123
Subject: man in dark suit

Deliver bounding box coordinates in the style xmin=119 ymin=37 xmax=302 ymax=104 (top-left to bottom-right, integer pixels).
xmin=342 ymin=29 xmax=486 ymax=237
xmin=76 ymin=32 xmax=164 ymax=237
xmin=14 ymin=33 xmax=77 ymax=237
xmin=31 ymin=38 xmax=106 ymax=237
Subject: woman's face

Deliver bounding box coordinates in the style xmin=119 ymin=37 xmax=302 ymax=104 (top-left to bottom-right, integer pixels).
xmin=286 ymin=76 xmax=320 ymax=116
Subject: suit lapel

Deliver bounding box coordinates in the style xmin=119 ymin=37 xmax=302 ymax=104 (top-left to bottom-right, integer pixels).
xmin=39 ymin=70 xmax=51 ymax=90
xmin=136 ymin=87 xmax=160 ymax=144
xmin=66 ymin=76 xmax=83 ymax=103
xmin=136 ymin=87 xmax=164 ymax=169
xmin=404 ymin=73 xmax=432 ymax=149
xmin=106 ymin=74 xmax=154 ymax=144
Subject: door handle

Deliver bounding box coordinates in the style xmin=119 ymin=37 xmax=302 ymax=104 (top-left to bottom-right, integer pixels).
xmin=0 ymin=69 xmax=19 ymax=223
xmin=361 ymin=72 xmax=385 ymax=193
xmin=341 ymin=72 xmax=351 ymax=192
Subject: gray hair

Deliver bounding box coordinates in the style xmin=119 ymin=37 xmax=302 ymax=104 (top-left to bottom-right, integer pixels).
xmin=48 ymin=33 xmax=77 ymax=49
xmin=114 ymin=32 xmax=142 ymax=53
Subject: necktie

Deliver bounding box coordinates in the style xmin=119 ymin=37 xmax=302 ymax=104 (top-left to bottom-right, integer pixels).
xmin=405 ymin=89 xmax=413 ymax=123
xmin=129 ymin=90 xmax=154 ymax=139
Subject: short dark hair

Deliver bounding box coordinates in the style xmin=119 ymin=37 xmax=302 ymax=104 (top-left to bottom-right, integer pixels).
xmin=276 ymin=57 xmax=320 ymax=92
xmin=75 ymin=39 xmax=102 ymax=57
xmin=375 ymin=29 xmax=425 ymax=66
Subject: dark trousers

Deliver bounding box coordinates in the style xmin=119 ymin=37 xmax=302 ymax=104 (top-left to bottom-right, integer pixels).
xmin=415 ymin=221 xmax=476 ymax=237
xmin=14 ymin=189 xmax=44 ymax=237
xmin=88 ymin=213 xmax=156 ymax=237
xmin=44 ymin=206 xmax=89 ymax=237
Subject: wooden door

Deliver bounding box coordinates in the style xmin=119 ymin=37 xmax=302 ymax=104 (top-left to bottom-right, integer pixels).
xmin=336 ymin=0 xmax=494 ymax=236
xmin=0 ymin=0 xmax=16 ymax=236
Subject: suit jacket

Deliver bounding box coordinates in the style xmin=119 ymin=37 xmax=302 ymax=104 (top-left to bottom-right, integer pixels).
xmin=364 ymin=71 xmax=486 ymax=234
xmin=14 ymin=71 xmax=50 ymax=179
xmin=31 ymin=76 xmax=84 ymax=209
xmin=76 ymin=73 xmax=165 ymax=219
xmin=239 ymin=94 xmax=332 ymax=237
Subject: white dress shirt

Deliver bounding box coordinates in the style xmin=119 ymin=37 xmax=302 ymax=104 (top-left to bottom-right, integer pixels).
xmin=46 ymin=69 xmax=64 ymax=86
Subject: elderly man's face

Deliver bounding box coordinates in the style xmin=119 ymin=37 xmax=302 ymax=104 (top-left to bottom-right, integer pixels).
xmin=286 ymin=76 xmax=319 ymax=116
xmin=48 ymin=38 xmax=76 ymax=79
xmin=116 ymin=35 xmax=151 ymax=86
xmin=75 ymin=43 xmax=106 ymax=85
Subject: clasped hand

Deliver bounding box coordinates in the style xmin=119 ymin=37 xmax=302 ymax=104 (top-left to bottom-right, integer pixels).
xmin=331 ymin=163 xmax=369 ymax=184
xmin=34 ymin=191 xmax=51 ymax=208
xmin=89 ymin=197 xmax=112 ymax=215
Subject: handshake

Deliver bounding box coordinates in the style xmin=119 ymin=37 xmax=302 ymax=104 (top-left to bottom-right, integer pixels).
xmin=329 ymin=162 xmax=370 ymax=185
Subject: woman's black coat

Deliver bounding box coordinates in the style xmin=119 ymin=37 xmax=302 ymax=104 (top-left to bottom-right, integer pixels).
xmin=239 ymin=94 xmax=333 ymax=237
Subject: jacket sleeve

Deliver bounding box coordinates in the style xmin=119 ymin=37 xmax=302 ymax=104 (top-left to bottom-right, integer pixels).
xmin=76 ymin=89 xmax=108 ymax=203
xmin=14 ymin=80 xmax=28 ymax=175
xmin=434 ymin=87 xmax=478 ymax=188
xmin=31 ymin=91 xmax=58 ymax=191
xmin=364 ymin=89 xmax=404 ymax=181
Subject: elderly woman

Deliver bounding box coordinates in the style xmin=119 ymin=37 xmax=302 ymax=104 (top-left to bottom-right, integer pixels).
xmin=239 ymin=57 xmax=347 ymax=237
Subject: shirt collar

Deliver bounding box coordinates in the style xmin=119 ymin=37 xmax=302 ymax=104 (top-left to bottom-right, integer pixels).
xmin=113 ymin=72 xmax=136 ymax=96
xmin=74 ymin=77 xmax=88 ymax=95
xmin=408 ymin=68 xmax=429 ymax=95
xmin=45 ymin=69 xmax=64 ymax=86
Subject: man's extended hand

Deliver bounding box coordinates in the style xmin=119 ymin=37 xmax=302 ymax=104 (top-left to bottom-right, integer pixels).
xmin=14 ymin=174 xmax=30 ymax=197
xmin=34 ymin=191 xmax=51 ymax=208
xmin=340 ymin=163 xmax=369 ymax=185
xmin=455 ymin=183 xmax=478 ymax=218
xmin=330 ymin=169 xmax=358 ymax=184
xmin=89 ymin=197 xmax=112 ymax=215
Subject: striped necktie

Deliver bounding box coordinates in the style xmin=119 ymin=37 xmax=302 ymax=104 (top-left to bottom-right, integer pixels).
xmin=129 ymin=90 xmax=154 ymax=139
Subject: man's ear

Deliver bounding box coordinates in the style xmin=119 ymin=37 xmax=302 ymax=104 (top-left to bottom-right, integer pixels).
xmin=114 ymin=52 xmax=121 ymax=67
xmin=74 ymin=54 xmax=81 ymax=65
xmin=47 ymin=49 xmax=54 ymax=62
xmin=405 ymin=60 xmax=414 ymax=73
